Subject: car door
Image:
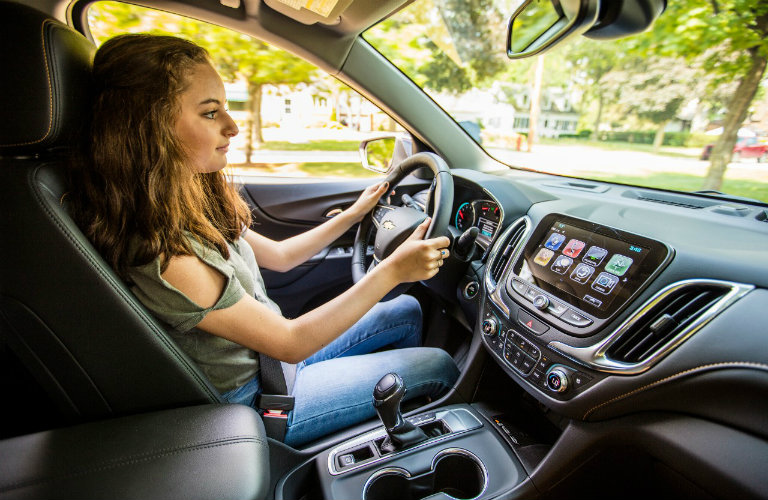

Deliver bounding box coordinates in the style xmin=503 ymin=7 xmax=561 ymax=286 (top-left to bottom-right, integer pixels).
xmin=239 ymin=176 xmax=380 ymax=318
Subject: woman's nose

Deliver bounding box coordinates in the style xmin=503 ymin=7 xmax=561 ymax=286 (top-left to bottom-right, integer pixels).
xmin=224 ymin=111 xmax=238 ymax=137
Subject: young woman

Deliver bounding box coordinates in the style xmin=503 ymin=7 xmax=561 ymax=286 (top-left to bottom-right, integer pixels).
xmin=70 ymin=34 xmax=459 ymax=447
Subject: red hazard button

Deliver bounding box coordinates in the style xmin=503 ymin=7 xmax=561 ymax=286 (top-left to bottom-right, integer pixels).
xmin=517 ymin=309 xmax=549 ymax=335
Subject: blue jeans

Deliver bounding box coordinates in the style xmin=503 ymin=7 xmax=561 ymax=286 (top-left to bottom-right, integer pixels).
xmin=222 ymin=295 xmax=459 ymax=447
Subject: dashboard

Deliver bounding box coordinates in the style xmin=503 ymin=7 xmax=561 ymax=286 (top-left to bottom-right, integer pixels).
xmin=453 ymin=199 xmax=500 ymax=248
xmin=443 ymin=168 xmax=768 ymax=495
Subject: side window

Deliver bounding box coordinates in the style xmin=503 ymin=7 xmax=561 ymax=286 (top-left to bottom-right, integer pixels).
xmin=87 ymin=2 xmax=401 ymax=179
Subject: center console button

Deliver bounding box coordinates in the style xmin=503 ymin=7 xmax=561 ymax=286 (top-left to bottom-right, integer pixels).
xmin=546 ymin=368 xmax=569 ymax=393
xmin=527 ymin=344 xmax=541 ymax=359
xmin=546 ymin=301 xmax=568 ymax=317
xmin=511 ymin=279 xmax=528 ymax=296
xmin=521 ymin=356 xmax=535 ymax=374
xmin=561 ymin=309 xmax=593 ymax=327
xmin=517 ymin=310 xmax=549 ymax=335
xmin=572 ymin=372 xmax=593 ymax=389
xmin=524 ymin=288 xmax=538 ymax=302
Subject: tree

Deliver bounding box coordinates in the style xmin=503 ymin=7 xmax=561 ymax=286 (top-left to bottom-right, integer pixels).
xmin=603 ymin=56 xmax=706 ymax=151
xmin=634 ymin=0 xmax=768 ymax=190
xmin=564 ymin=39 xmax=624 ymax=139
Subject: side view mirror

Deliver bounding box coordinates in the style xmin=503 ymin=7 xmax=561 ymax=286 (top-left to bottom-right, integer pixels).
xmin=507 ymin=0 xmax=665 ymax=59
xmin=359 ymin=134 xmax=414 ymax=174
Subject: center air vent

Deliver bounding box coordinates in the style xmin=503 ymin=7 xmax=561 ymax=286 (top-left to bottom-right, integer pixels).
xmin=606 ymin=284 xmax=730 ymax=363
xmin=486 ymin=218 xmax=529 ymax=287
xmin=548 ymin=279 xmax=754 ymax=374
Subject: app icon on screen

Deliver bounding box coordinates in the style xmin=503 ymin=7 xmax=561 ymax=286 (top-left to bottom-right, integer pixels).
xmin=551 ymin=255 xmax=573 ymax=274
xmin=533 ymin=248 xmax=554 ymax=266
xmin=583 ymin=246 xmax=608 ymax=266
xmin=605 ymin=254 xmax=633 ymax=277
xmin=544 ymin=233 xmax=566 ymax=251
xmin=570 ymin=263 xmax=595 ymax=284
xmin=591 ymin=272 xmax=619 ymax=294
xmin=562 ymin=239 xmax=586 ymax=258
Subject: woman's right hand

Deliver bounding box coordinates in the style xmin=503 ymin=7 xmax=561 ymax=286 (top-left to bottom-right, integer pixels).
xmin=379 ymin=218 xmax=451 ymax=284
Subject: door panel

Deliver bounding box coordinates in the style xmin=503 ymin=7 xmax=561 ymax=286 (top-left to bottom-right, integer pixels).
xmin=238 ymin=176 xmax=380 ymax=317
xmin=238 ymin=175 xmax=431 ymax=317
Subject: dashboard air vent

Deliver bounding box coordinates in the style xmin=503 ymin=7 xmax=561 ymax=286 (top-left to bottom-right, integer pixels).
xmin=488 ymin=219 xmax=528 ymax=286
xmin=606 ymin=283 xmax=730 ymax=363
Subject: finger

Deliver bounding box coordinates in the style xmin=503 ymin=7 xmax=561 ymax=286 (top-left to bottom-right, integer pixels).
xmin=439 ymin=248 xmax=450 ymax=259
xmin=407 ymin=217 xmax=430 ymax=241
xmin=426 ymin=236 xmax=451 ymax=249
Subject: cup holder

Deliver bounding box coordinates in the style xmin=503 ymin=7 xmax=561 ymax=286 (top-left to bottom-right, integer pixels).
xmin=363 ymin=449 xmax=488 ymax=500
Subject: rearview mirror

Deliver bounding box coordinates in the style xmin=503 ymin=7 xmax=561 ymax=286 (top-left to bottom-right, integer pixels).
xmin=507 ymin=0 xmax=599 ymax=59
xmin=507 ymin=0 xmax=666 ymax=59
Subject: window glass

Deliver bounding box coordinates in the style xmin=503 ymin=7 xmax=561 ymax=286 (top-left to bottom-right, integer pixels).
xmin=87 ymin=1 xmax=400 ymax=178
xmin=364 ymin=0 xmax=768 ymax=204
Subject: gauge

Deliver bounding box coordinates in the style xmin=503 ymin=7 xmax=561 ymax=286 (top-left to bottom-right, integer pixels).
xmin=454 ymin=202 xmax=475 ymax=231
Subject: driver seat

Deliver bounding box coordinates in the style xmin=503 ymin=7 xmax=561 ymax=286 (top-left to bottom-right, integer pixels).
xmin=0 ymin=1 xmax=221 ymax=426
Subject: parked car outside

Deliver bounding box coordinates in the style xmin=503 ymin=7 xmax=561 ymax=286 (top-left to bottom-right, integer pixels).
xmin=700 ymin=136 xmax=768 ymax=162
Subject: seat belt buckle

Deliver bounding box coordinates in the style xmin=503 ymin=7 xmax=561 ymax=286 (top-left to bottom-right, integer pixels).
xmin=257 ymin=394 xmax=295 ymax=412
xmin=257 ymin=394 xmax=294 ymax=442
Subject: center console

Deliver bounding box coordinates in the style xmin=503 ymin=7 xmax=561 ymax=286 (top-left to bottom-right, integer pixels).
xmin=480 ymin=214 xmax=673 ymax=401
xmin=275 ymin=404 xmax=527 ymax=500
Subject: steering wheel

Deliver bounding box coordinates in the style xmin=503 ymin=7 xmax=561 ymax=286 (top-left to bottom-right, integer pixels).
xmin=352 ymin=152 xmax=454 ymax=299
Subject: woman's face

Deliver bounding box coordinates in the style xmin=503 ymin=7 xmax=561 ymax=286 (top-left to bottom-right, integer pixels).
xmin=175 ymin=62 xmax=239 ymax=173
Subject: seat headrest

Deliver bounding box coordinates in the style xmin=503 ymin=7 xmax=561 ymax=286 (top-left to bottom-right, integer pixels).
xmin=0 ymin=1 xmax=95 ymax=156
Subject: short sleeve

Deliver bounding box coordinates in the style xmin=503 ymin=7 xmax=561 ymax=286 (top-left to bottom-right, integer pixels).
xmin=127 ymin=247 xmax=246 ymax=333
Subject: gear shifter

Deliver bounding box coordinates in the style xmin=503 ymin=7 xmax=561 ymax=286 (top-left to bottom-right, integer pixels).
xmin=373 ymin=373 xmax=428 ymax=453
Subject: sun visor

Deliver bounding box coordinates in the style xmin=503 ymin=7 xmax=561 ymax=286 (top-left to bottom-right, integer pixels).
xmin=262 ymin=0 xmax=354 ymax=25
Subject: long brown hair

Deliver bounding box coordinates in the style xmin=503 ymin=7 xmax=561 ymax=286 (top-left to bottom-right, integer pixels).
xmin=69 ymin=34 xmax=251 ymax=279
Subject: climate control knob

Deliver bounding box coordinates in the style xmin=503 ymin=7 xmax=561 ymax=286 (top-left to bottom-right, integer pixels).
xmin=546 ymin=368 xmax=569 ymax=393
xmin=481 ymin=318 xmax=498 ymax=337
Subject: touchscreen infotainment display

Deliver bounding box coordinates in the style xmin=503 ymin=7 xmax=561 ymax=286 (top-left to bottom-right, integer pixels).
xmin=512 ymin=214 xmax=671 ymax=319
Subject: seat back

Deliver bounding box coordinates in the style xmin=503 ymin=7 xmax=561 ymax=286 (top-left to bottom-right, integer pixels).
xmin=0 ymin=1 xmax=221 ymax=422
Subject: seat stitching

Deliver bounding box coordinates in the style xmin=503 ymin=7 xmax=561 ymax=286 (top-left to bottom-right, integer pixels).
xmin=0 ymin=435 xmax=268 ymax=492
xmin=583 ymin=361 xmax=768 ymax=419
xmin=1 ymin=20 xmax=55 ymax=148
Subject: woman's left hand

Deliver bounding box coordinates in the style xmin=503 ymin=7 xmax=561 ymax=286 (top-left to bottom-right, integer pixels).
xmin=345 ymin=181 xmax=389 ymax=223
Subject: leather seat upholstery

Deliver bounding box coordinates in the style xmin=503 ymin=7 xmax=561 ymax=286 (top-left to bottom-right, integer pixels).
xmin=0 ymin=1 xmax=221 ymax=422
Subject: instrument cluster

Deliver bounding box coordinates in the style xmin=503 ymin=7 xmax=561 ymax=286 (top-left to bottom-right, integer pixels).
xmin=454 ymin=200 xmax=500 ymax=247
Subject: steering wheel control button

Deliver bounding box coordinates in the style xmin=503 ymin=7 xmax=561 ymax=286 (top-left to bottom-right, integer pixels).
xmin=561 ymin=309 xmax=593 ymax=327
xmin=481 ymin=318 xmax=498 ymax=337
xmin=517 ymin=310 xmax=549 ymax=335
xmin=532 ymin=294 xmax=550 ymax=310
xmin=546 ymin=368 xmax=569 ymax=393
xmin=463 ymin=281 xmax=479 ymax=300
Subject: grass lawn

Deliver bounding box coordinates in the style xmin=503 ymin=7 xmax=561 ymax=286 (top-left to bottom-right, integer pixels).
xmin=257 ymin=140 xmax=360 ymax=151
xmin=539 ymin=137 xmax=699 ymax=159
xmin=586 ymin=171 xmax=768 ymax=203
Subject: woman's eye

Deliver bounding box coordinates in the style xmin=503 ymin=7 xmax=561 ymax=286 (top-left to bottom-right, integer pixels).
xmin=202 ymin=110 xmax=217 ymax=119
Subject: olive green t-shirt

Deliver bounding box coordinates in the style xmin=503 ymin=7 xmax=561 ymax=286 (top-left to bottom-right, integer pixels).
xmin=126 ymin=235 xmax=282 ymax=393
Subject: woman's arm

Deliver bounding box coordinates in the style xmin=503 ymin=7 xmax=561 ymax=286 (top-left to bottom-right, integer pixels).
xmin=163 ymin=218 xmax=449 ymax=363
xmin=243 ymin=181 xmax=388 ymax=272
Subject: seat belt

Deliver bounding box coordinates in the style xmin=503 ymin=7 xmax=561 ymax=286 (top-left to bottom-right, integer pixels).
xmin=257 ymin=352 xmax=294 ymax=442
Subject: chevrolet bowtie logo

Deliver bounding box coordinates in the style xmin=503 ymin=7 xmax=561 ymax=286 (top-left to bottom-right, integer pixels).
xmin=382 ymin=220 xmax=396 ymax=230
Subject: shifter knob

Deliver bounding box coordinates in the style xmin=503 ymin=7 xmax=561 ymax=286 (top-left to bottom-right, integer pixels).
xmin=373 ymin=373 xmax=406 ymax=432
xmin=372 ymin=373 xmax=427 ymax=453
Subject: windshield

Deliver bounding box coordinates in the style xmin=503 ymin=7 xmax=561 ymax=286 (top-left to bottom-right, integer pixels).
xmin=364 ymin=0 xmax=768 ymax=204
